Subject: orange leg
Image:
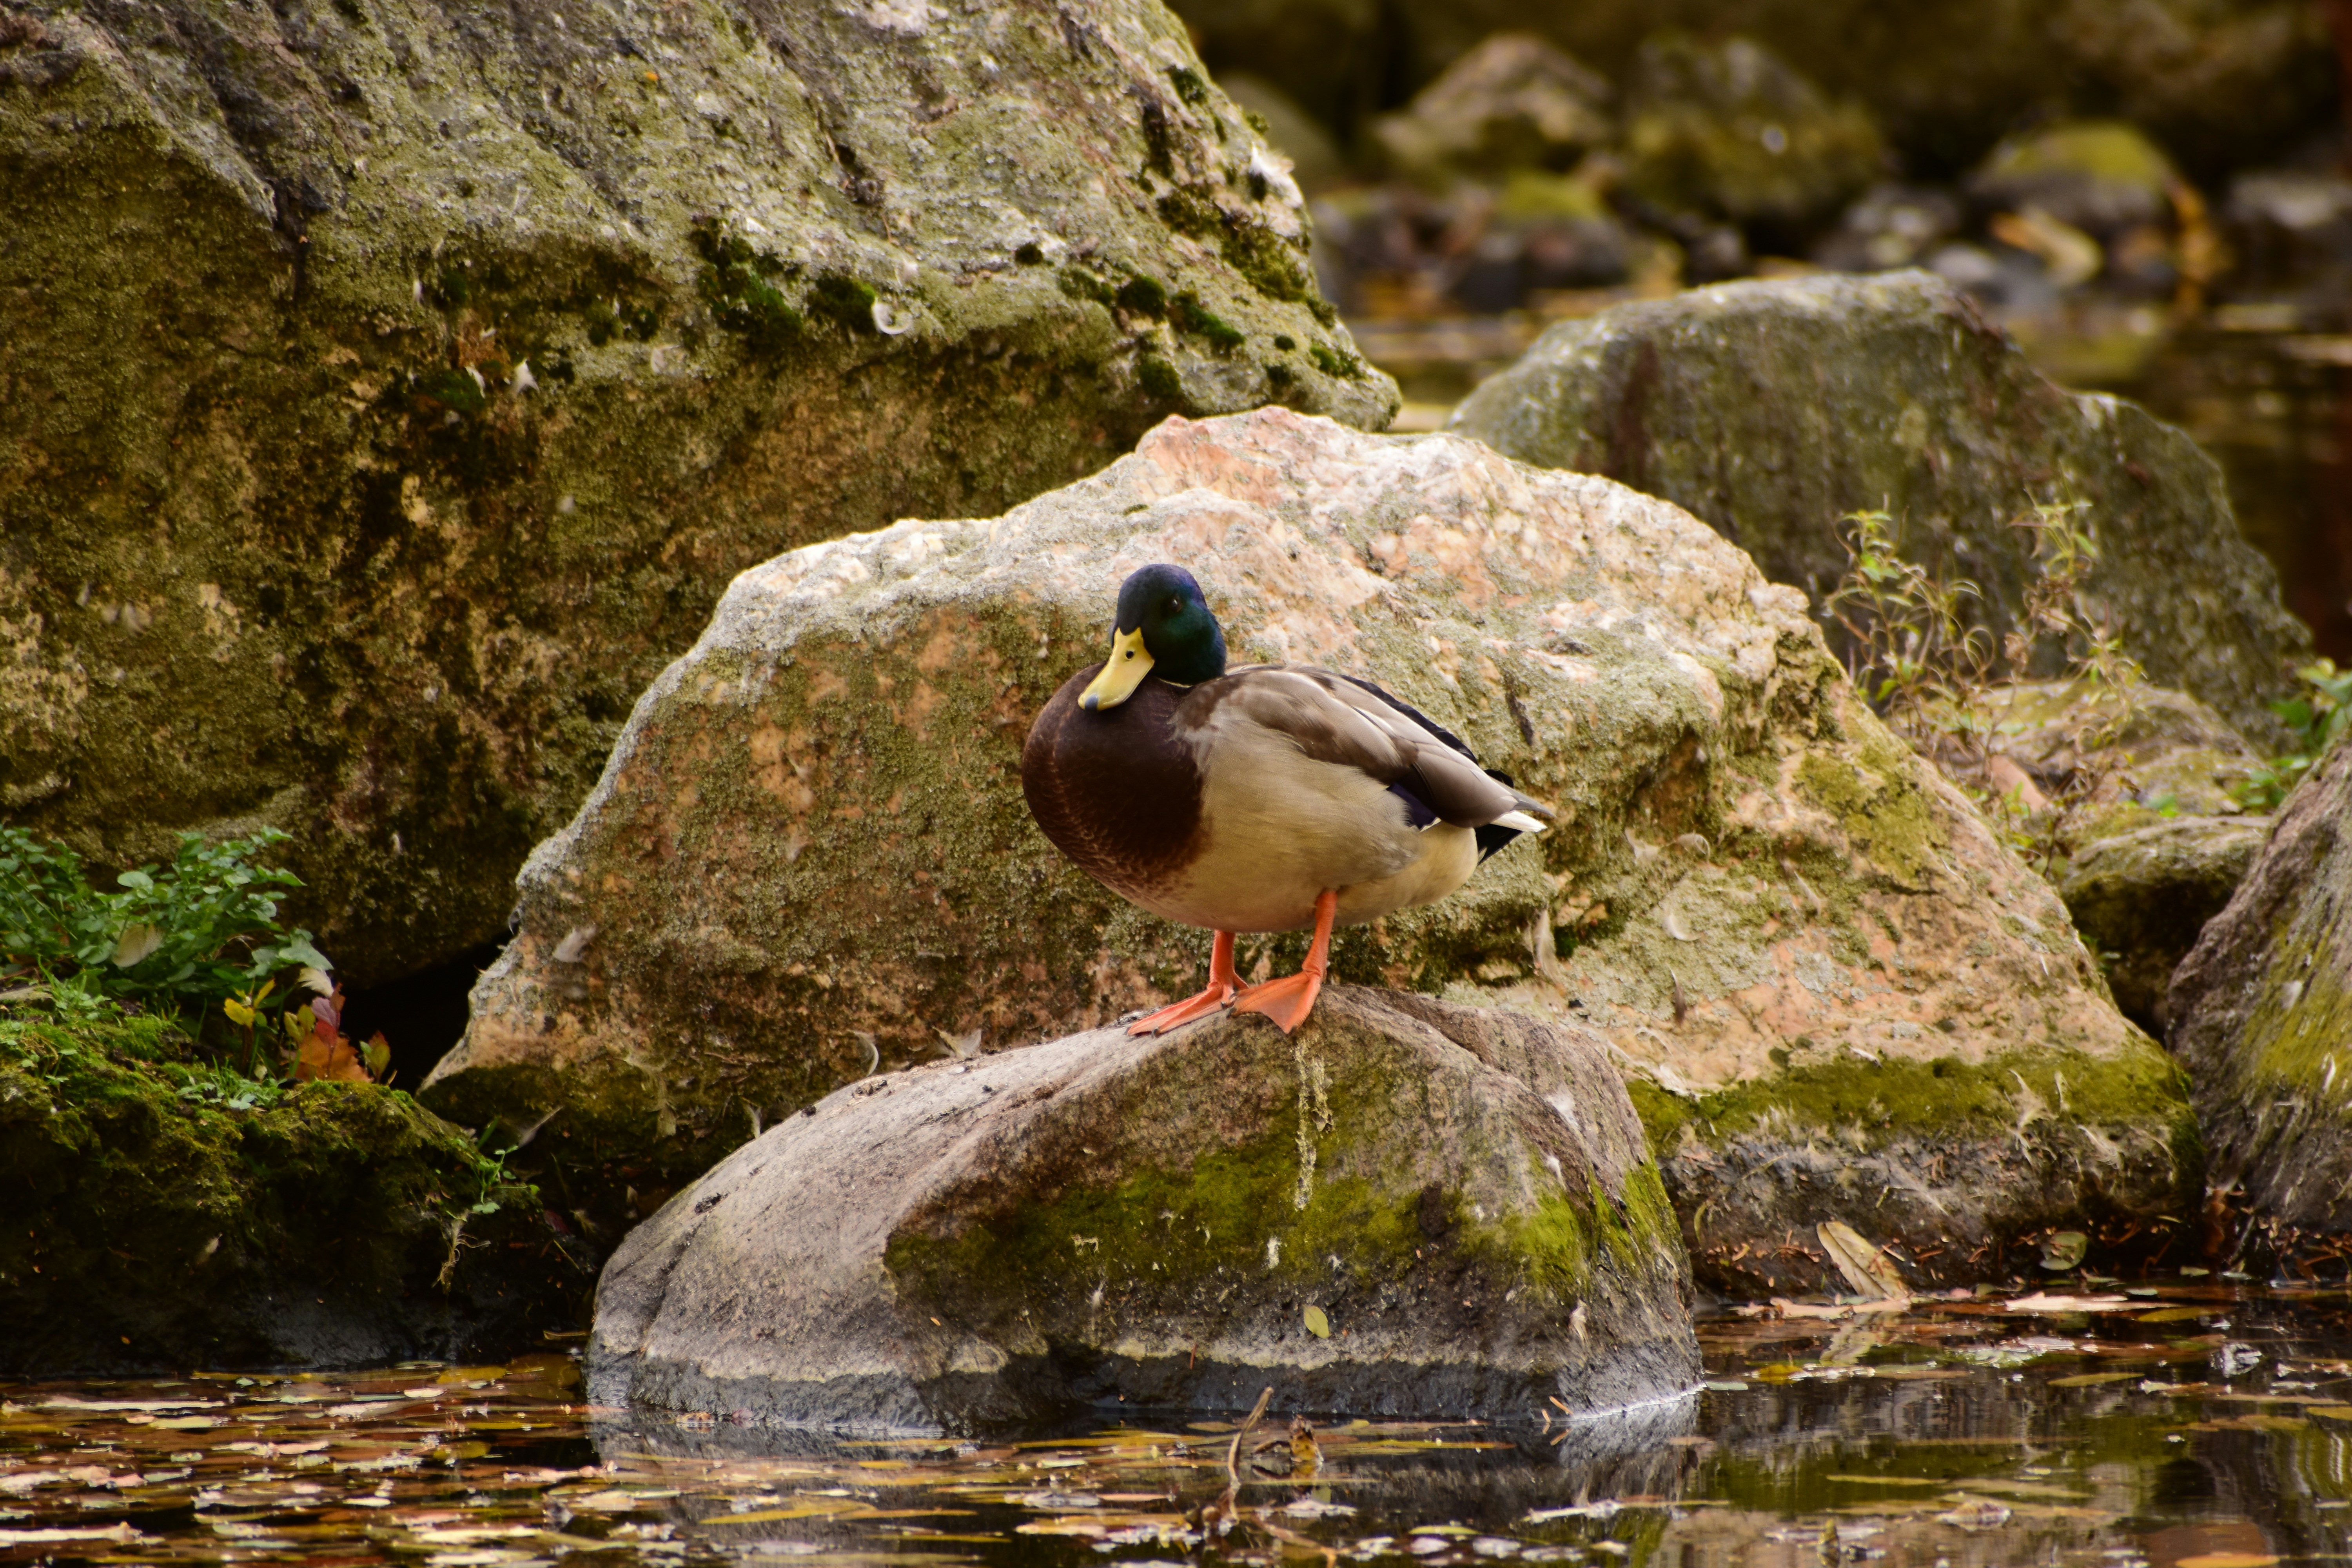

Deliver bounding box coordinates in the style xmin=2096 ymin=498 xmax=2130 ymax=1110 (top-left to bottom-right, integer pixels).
xmin=1232 ymin=889 xmax=1336 ymax=1035
xmin=1129 ymin=930 xmax=1240 ymax=1036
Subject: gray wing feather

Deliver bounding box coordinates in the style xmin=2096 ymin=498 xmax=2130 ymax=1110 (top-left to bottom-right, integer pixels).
xmin=1196 ymin=665 xmax=1552 ymax=830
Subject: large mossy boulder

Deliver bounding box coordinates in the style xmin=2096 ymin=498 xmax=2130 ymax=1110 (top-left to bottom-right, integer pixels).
xmin=0 ymin=1009 xmax=586 ymax=1372
xmin=430 ymin=406 xmax=2192 ymax=1293
xmin=0 ymin=0 xmax=1392 ymax=987
xmin=2168 ymin=741 xmax=2352 ymax=1250
xmin=1450 ymin=271 xmax=2308 ymax=746
xmin=589 ymin=986 xmax=1696 ymax=1427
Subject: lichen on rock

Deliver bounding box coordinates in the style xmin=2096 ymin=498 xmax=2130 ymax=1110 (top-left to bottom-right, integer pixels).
xmin=432 ymin=405 xmax=2190 ymax=1292
xmin=0 ymin=0 xmax=1392 ymax=987
xmin=589 ymin=985 xmax=1697 ymax=1428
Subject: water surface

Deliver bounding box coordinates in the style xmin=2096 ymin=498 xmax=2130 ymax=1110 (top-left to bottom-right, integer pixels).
xmin=12 ymin=1279 xmax=2352 ymax=1567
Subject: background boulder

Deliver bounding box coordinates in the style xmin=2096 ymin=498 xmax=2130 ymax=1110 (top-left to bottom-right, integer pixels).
xmin=430 ymin=406 xmax=2192 ymax=1290
xmin=0 ymin=0 xmax=1392 ymax=987
xmin=2061 ymin=817 xmax=2269 ymax=1034
xmin=1450 ymin=271 xmax=2308 ymax=745
xmin=590 ymin=986 xmax=1696 ymax=1427
xmin=2168 ymin=740 xmax=2352 ymax=1250
xmin=1171 ymin=0 xmax=2337 ymax=183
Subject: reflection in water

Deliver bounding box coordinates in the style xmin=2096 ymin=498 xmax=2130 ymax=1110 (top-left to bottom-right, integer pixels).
xmin=15 ymin=1283 xmax=2352 ymax=1566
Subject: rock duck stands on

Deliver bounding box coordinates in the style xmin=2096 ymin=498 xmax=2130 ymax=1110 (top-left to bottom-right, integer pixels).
xmin=434 ymin=407 xmax=2194 ymax=1291
xmin=588 ymin=986 xmax=1698 ymax=1429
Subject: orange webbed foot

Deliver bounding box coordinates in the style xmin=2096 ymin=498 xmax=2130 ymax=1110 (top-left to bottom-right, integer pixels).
xmin=1229 ymin=889 xmax=1336 ymax=1036
xmin=1230 ymin=969 xmax=1324 ymax=1034
xmin=1128 ymin=930 xmax=1240 ymax=1036
xmin=1128 ymin=984 xmax=1235 ymax=1036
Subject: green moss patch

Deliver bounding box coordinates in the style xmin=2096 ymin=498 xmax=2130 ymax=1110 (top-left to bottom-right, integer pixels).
xmin=1627 ymin=1044 xmax=2194 ymax=1162
xmin=0 ymin=1010 xmax=588 ymax=1372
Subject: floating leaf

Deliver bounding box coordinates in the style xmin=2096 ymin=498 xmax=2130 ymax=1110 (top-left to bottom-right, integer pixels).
xmin=362 ymin=1033 xmax=392 ymax=1078
xmin=111 ymin=923 xmax=164 ymax=967
xmin=1303 ymin=1305 xmax=1330 ymax=1338
xmin=222 ymin=997 xmax=257 ymax=1027
xmin=2039 ymin=1230 xmax=2089 ymax=1270
xmin=1817 ymin=1220 xmax=1908 ymax=1303
xmin=297 ymin=965 xmax=334 ymax=996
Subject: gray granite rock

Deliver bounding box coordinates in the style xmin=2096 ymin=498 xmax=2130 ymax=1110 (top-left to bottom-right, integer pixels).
xmin=0 ymin=0 xmax=1390 ymax=984
xmin=1451 ymin=271 xmax=2308 ymax=744
xmin=588 ymin=985 xmax=1697 ymax=1429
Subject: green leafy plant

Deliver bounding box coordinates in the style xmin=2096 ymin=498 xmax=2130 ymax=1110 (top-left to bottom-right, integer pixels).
xmin=1822 ymin=501 xmax=2151 ymax=872
xmin=1821 ymin=507 xmax=1994 ymax=743
xmin=2232 ymin=657 xmax=2352 ymax=810
xmin=0 ymin=828 xmax=343 ymax=1071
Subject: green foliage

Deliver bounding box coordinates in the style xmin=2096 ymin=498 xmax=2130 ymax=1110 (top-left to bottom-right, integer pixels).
xmin=691 ymin=218 xmax=804 ymax=354
xmin=1138 ymin=355 xmax=1185 ymax=403
xmin=1822 ymin=506 xmax=1993 ymax=735
xmin=808 ymin=274 xmax=878 ymax=332
xmin=1823 ymin=502 xmax=2161 ymax=871
xmin=2232 ymin=658 xmax=2352 ymax=810
xmin=1115 ymin=275 xmax=1168 ymax=318
xmin=0 ymin=826 xmax=330 ymax=1042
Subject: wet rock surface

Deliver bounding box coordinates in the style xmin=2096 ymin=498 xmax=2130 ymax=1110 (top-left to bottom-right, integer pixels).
xmin=2060 ymin=816 xmax=2269 ymax=1036
xmin=588 ymin=985 xmax=1696 ymax=1428
xmin=0 ymin=1014 xmax=587 ymax=1372
xmin=0 ymin=0 xmax=1391 ymax=987
xmin=1450 ymin=270 xmax=2308 ymax=744
xmin=2169 ymin=740 xmax=2352 ymax=1246
xmin=434 ymin=405 xmax=2187 ymax=1292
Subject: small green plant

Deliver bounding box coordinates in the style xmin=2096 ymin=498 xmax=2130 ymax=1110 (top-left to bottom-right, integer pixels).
xmin=1821 ymin=507 xmax=1994 ymax=742
xmin=0 ymin=828 xmax=352 ymax=1076
xmin=2232 ymin=657 xmax=2352 ymax=810
xmin=1822 ymin=501 xmax=2150 ymax=873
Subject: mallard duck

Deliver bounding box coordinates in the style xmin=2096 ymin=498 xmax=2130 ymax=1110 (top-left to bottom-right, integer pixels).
xmin=1022 ymin=564 xmax=1553 ymax=1036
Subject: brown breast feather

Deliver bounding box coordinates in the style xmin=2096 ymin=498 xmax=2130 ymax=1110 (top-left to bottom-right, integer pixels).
xmin=1020 ymin=666 xmax=1205 ymax=902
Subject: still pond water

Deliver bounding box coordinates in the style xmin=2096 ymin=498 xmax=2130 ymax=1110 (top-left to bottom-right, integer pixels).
xmin=13 ymin=1279 xmax=2352 ymax=1568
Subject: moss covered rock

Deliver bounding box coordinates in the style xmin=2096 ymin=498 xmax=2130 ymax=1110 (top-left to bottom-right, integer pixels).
xmin=0 ymin=0 xmax=1393 ymax=988
xmin=1965 ymin=122 xmax=2182 ymax=238
xmin=1369 ymin=33 xmax=1615 ymax=184
xmin=1618 ymin=33 xmax=1884 ymax=245
xmin=1172 ymin=0 xmax=2335 ymax=184
xmin=1450 ymin=272 xmax=2308 ymax=746
xmin=0 ymin=1009 xmax=587 ymax=1372
xmin=2061 ymin=817 xmax=2269 ymax=1036
xmin=589 ymin=985 xmax=1695 ymax=1426
xmin=430 ymin=405 xmax=2189 ymax=1292
xmin=2169 ymin=741 xmax=2352 ymax=1248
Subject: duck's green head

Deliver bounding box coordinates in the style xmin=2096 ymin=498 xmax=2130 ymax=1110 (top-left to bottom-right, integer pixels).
xmin=1079 ymin=564 xmax=1228 ymax=711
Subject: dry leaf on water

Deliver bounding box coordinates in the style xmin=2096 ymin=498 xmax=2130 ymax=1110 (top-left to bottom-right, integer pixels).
xmin=1818 ymin=1220 xmax=1909 ymax=1304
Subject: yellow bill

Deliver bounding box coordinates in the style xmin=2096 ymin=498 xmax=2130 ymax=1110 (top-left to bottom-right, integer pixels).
xmin=1079 ymin=626 xmax=1154 ymax=710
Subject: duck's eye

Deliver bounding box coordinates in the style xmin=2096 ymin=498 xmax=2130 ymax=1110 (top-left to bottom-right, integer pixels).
xmin=1165 ymin=597 xmax=1180 ymax=613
